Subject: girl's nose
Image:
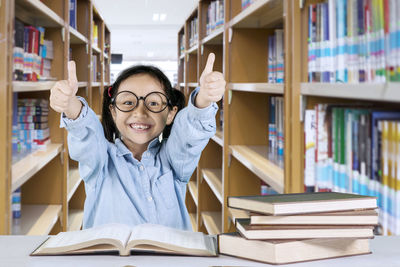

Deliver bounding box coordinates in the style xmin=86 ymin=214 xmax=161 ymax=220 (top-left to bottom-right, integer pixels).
xmin=132 ymin=100 xmax=147 ymax=116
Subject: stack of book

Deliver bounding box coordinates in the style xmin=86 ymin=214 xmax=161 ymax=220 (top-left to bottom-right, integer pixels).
xmin=219 ymin=192 xmax=378 ymax=265
xmin=16 ymin=98 xmax=50 ymax=153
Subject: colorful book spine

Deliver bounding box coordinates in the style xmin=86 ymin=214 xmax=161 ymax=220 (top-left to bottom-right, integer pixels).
xmin=304 ymin=109 xmax=316 ymax=192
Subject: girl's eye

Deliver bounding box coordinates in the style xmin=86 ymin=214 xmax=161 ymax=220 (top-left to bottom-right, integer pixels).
xmin=149 ymin=101 xmax=159 ymax=106
xmin=123 ymin=101 xmax=134 ymax=105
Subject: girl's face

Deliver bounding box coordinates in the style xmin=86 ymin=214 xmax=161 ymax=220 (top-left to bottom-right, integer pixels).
xmin=110 ymin=74 xmax=177 ymax=153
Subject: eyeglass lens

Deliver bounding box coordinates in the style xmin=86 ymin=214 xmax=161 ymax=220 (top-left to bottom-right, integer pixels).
xmin=114 ymin=91 xmax=168 ymax=113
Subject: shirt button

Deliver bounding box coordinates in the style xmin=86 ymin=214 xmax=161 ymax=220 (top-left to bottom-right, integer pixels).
xmin=139 ymin=165 xmax=144 ymax=171
xmin=147 ymin=196 xmax=153 ymax=201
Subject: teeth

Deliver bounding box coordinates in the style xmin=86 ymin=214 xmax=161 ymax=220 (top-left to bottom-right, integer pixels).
xmin=131 ymin=124 xmax=150 ymax=130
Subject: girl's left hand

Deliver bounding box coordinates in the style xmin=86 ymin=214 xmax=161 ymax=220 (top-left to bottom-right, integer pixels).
xmin=196 ymin=53 xmax=226 ymax=108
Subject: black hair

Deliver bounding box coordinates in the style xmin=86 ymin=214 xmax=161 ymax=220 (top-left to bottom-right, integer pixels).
xmin=102 ymin=65 xmax=185 ymax=143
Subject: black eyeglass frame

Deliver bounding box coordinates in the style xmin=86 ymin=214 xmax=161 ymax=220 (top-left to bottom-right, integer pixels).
xmin=111 ymin=91 xmax=172 ymax=113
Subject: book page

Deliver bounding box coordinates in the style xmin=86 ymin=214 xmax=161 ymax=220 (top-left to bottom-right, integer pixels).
xmin=128 ymin=224 xmax=216 ymax=253
xmin=44 ymin=223 xmax=132 ymax=249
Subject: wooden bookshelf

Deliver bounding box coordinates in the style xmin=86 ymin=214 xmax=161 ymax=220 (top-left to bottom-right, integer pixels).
xmin=189 ymin=212 xmax=197 ymax=230
xmin=229 ymin=83 xmax=284 ymax=94
xmin=11 ymin=144 xmax=63 ymax=192
xmin=179 ymin=0 xmax=291 ymax=234
xmin=201 ymin=169 xmax=223 ymax=204
xmin=201 ymin=211 xmax=222 ymax=235
xmin=12 ymin=204 xmax=61 ymax=235
xmin=13 ymin=81 xmax=56 ymax=92
xmin=188 ymin=180 xmax=198 ymax=206
xmin=229 ymin=145 xmax=284 ymax=194
xmin=67 ymin=209 xmax=84 ymax=231
xmin=0 ymin=0 xmax=110 ymax=235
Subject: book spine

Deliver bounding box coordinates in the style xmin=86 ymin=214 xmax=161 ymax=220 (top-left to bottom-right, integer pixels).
xmin=329 ymin=0 xmax=337 ymax=82
xmin=304 ymin=109 xmax=316 ymax=192
xmin=336 ymin=0 xmax=348 ymax=82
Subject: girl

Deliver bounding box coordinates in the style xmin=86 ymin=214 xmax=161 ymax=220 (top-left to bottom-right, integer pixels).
xmin=50 ymin=53 xmax=226 ymax=230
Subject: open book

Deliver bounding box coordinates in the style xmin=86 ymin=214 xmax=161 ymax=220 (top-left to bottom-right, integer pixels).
xmin=31 ymin=223 xmax=218 ymax=257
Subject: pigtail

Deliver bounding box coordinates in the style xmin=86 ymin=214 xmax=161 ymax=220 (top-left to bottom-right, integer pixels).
xmin=162 ymin=88 xmax=185 ymax=139
xmin=102 ymin=85 xmax=120 ymax=142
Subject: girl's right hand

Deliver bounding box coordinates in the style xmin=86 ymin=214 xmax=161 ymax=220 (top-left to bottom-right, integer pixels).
xmin=50 ymin=61 xmax=82 ymax=119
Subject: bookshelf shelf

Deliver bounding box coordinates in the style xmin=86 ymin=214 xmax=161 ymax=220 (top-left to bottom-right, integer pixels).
xmin=228 ymin=83 xmax=284 ymax=94
xmin=201 ymin=211 xmax=222 ymax=235
xmin=187 ymin=83 xmax=199 ymax=88
xmin=78 ymin=82 xmax=88 ymax=88
xmin=92 ymin=45 xmax=101 ymax=54
xmin=67 ymin=168 xmax=82 ymax=202
xmin=69 ymin=27 xmax=88 ymax=44
xmin=67 ymin=209 xmax=84 ymax=231
xmin=12 ymin=204 xmax=61 ymax=235
xmin=91 ymin=82 xmax=101 ymax=87
xmin=13 ymin=81 xmax=56 ymax=92
xmin=211 ymin=129 xmax=223 ymax=147
xmin=179 ymin=83 xmax=185 ymax=87
xmin=189 ymin=212 xmax=197 ymax=230
xmin=229 ymin=145 xmax=284 ymax=194
xmin=301 ymin=82 xmax=400 ymax=103
xmin=202 ymin=27 xmax=224 ymax=45
xmin=188 ymin=180 xmax=198 ymax=206
xmin=179 ymin=53 xmax=185 ymax=60
xmin=11 ymin=143 xmax=63 ymax=192
xmin=187 ymin=44 xmax=198 ymax=54
xmin=201 ymin=169 xmax=223 ymax=204
xmin=15 ymin=0 xmax=64 ymax=27
xmin=229 ymin=0 xmax=283 ymax=29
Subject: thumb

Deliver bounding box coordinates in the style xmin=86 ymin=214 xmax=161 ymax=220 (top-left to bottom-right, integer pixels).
xmin=202 ymin=53 xmax=215 ymax=76
xmin=67 ymin=61 xmax=78 ymax=89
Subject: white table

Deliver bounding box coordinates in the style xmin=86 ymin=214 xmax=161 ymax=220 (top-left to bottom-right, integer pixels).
xmin=0 ymin=235 xmax=399 ymax=266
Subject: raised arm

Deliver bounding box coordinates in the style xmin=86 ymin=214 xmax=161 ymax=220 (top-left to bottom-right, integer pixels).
xmin=50 ymin=61 xmax=108 ymax=187
xmin=164 ymin=53 xmax=226 ymax=182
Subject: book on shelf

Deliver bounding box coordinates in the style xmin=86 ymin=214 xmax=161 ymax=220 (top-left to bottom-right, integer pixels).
xmin=227 ymin=192 xmax=377 ymax=215
xmin=235 ymin=218 xmax=375 ymax=239
xmin=31 ymin=223 xmax=218 ymax=257
xmin=218 ymin=232 xmax=371 ymax=265
xmin=249 ymin=209 xmax=378 ymax=225
xmin=69 ymin=0 xmax=77 ymax=29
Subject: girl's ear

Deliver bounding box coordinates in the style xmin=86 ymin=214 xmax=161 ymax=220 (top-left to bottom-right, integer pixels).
xmin=110 ymin=104 xmax=116 ymax=121
xmin=166 ymin=106 xmax=178 ymax=125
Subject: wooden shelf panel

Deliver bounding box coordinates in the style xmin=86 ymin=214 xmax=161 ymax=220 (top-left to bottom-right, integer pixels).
xmin=15 ymin=0 xmax=64 ymax=27
xmin=187 ymin=44 xmax=198 ymax=54
xmin=91 ymin=82 xmax=101 ymax=87
xmin=179 ymin=83 xmax=185 ymax=87
xmin=92 ymin=45 xmax=101 ymax=54
xmin=301 ymin=82 xmax=400 ymax=103
xmin=188 ymin=180 xmax=198 ymax=206
xmin=69 ymin=27 xmax=88 ymax=44
xmin=12 ymin=143 xmax=63 ymax=192
xmin=67 ymin=168 xmax=82 ymax=202
xmin=211 ymin=129 xmax=223 ymax=147
xmin=12 ymin=204 xmax=61 ymax=235
xmin=202 ymin=27 xmax=224 ymax=45
xmin=78 ymin=82 xmax=88 ymax=88
xmin=229 ymin=0 xmax=283 ymax=29
xmin=201 ymin=211 xmax=222 ymax=235
xmin=229 ymin=83 xmax=284 ymax=94
xmin=189 ymin=212 xmax=197 ymax=231
xmin=228 ymin=207 xmax=250 ymax=224
xmin=187 ymin=83 xmax=199 ymax=88
xmin=179 ymin=53 xmax=185 ymax=60
xmin=229 ymin=145 xmax=284 ymax=194
xmin=68 ymin=209 xmax=84 ymax=231
xmin=13 ymin=81 xmax=56 ymax=92
xmin=202 ymin=169 xmax=223 ymax=204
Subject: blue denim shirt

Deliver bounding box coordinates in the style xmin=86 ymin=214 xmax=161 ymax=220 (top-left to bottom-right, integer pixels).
xmin=60 ymin=88 xmax=218 ymax=230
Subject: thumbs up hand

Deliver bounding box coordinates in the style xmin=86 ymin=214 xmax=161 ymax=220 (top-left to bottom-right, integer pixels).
xmin=50 ymin=61 xmax=82 ymax=119
xmin=196 ymin=53 xmax=226 ymax=108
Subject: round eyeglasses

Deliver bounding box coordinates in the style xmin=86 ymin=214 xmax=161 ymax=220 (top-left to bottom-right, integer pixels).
xmin=111 ymin=91 xmax=171 ymax=113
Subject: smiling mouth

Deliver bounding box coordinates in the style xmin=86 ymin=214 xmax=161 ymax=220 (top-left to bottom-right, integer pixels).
xmin=130 ymin=123 xmax=151 ymax=130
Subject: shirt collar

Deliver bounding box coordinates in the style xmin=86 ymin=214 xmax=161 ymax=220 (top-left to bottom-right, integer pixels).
xmin=115 ymin=137 xmax=161 ymax=157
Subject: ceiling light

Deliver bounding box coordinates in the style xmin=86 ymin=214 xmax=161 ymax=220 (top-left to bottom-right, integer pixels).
xmin=160 ymin=14 xmax=167 ymax=21
xmin=152 ymin=13 xmax=159 ymax=21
